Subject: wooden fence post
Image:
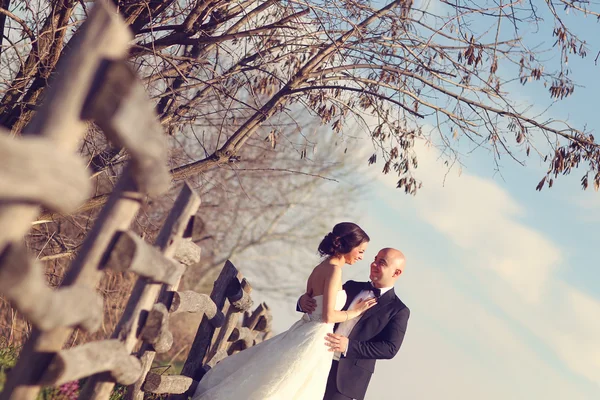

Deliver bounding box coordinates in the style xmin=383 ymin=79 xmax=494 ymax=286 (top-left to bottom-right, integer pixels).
xmin=0 ymin=0 xmax=131 ymax=250
xmin=79 ymin=184 xmax=200 ymax=400
xmin=117 ymin=259 xmax=274 ymax=399
xmin=123 ymin=236 xmax=204 ymax=400
xmin=0 ymin=2 xmax=276 ymax=400
xmin=0 ymin=244 xmax=103 ymax=332
xmin=0 ymin=2 xmax=172 ymax=399
xmin=162 ymin=262 xmax=244 ymax=400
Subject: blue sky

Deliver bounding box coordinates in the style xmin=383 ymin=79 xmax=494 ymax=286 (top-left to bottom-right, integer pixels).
xmin=359 ymin=145 xmax=600 ymax=399
xmin=235 ymin=2 xmax=600 ymax=399
xmin=249 ymin=137 xmax=600 ymax=399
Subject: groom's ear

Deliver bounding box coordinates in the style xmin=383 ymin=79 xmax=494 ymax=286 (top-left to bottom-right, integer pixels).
xmin=393 ymin=269 xmax=403 ymax=278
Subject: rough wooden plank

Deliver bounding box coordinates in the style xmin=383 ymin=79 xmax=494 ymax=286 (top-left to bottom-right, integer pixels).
xmin=204 ymin=276 xmax=253 ymax=364
xmin=227 ymin=338 xmax=254 ymax=355
xmin=255 ymin=314 xmax=273 ymax=332
xmin=172 ymin=238 xmax=202 ymax=266
xmin=166 ymin=261 xmax=241 ymax=400
xmin=232 ymin=303 xmax=273 ymax=354
xmin=227 ymin=326 xmax=254 ymax=353
xmin=82 ymin=59 xmax=170 ymax=196
xmin=206 ymin=300 xmax=232 ymax=361
xmin=0 ymin=244 xmax=103 ymax=332
xmin=0 ymin=134 xmax=91 ymax=213
xmin=123 ymin=200 xmax=203 ymax=400
xmin=227 ymin=278 xmax=253 ymax=312
xmin=143 ymin=374 xmax=197 ymax=395
xmin=0 ymin=170 xmax=144 ymax=400
xmin=243 ymin=302 xmax=270 ymax=331
xmin=81 ymin=183 xmax=200 ymax=400
xmin=103 ymin=231 xmax=185 ymax=285
xmin=140 ymin=304 xmax=173 ymax=354
xmin=169 ymin=291 xmax=225 ymax=328
xmin=228 ymin=326 xmax=252 ymax=343
xmin=0 ymin=0 xmax=132 ymax=250
xmin=40 ymin=340 xmax=141 ymax=386
xmin=182 ymin=260 xmax=243 ymax=374
xmin=204 ymin=349 xmax=229 ymax=369
xmin=114 ymin=184 xmax=200 ymax=352
xmin=204 ymin=308 xmax=237 ymax=366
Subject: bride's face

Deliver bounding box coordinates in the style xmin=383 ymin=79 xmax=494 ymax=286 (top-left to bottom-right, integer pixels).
xmin=343 ymin=241 xmax=368 ymax=265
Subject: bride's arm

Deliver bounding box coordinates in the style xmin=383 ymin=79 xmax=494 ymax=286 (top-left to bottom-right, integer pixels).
xmin=322 ymin=266 xmax=365 ymax=324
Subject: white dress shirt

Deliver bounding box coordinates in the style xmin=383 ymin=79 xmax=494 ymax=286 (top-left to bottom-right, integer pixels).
xmin=333 ymin=284 xmax=393 ymax=360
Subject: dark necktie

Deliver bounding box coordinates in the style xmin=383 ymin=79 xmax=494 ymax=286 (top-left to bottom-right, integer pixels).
xmin=366 ymin=282 xmax=381 ymax=298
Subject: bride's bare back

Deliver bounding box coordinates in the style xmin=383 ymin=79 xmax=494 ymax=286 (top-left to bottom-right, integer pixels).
xmin=305 ymin=259 xmax=343 ymax=297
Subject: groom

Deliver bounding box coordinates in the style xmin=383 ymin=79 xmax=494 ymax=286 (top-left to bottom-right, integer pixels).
xmin=299 ymin=248 xmax=410 ymax=400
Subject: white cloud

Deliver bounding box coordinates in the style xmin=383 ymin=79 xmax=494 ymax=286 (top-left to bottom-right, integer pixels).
xmin=388 ymin=142 xmax=561 ymax=303
xmin=569 ymin=191 xmax=600 ymax=222
xmin=373 ymin=141 xmax=600 ymax=390
xmin=542 ymin=282 xmax=600 ymax=383
xmin=249 ymin=138 xmax=599 ymax=399
xmin=366 ymin=265 xmax=596 ymax=400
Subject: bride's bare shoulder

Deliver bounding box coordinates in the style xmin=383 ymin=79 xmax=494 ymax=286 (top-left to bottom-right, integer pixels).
xmin=316 ymin=262 xmax=341 ymax=280
xmin=307 ymin=261 xmax=342 ymax=296
xmin=319 ymin=258 xmax=340 ymax=269
xmin=311 ymin=259 xmax=338 ymax=274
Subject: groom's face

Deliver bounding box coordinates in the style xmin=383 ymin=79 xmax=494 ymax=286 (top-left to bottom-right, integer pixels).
xmin=369 ymin=249 xmax=403 ymax=287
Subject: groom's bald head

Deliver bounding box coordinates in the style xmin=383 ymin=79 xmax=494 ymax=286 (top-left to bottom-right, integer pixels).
xmin=383 ymin=247 xmax=405 ymax=270
xmin=370 ymin=248 xmax=405 ymax=288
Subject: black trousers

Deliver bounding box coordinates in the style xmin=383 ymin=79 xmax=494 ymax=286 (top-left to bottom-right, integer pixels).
xmin=323 ymin=360 xmax=353 ymax=400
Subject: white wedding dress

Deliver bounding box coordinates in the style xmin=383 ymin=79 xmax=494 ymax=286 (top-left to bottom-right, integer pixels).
xmin=193 ymin=290 xmax=347 ymax=400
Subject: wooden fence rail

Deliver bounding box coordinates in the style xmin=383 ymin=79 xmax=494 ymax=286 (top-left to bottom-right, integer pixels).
xmin=0 ymin=2 xmax=273 ymax=400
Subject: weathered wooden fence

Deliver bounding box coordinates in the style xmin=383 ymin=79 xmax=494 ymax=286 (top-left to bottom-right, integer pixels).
xmin=0 ymin=2 xmax=272 ymax=400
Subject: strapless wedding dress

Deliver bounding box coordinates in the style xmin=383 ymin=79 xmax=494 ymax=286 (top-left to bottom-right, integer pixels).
xmin=193 ymin=290 xmax=347 ymax=400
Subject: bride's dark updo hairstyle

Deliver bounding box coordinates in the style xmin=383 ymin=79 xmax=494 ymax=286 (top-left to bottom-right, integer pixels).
xmin=318 ymin=222 xmax=370 ymax=257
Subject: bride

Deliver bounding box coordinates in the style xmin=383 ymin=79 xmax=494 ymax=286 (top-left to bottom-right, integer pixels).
xmin=193 ymin=222 xmax=377 ymax=400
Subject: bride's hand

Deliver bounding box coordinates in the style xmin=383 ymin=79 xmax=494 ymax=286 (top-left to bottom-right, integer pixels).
xmin=351 ymin=297 xmax=377 ymax=315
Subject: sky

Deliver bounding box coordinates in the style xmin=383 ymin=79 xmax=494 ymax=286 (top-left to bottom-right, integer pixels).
xmin=358 ymin=144 xmax=600 ymax=400
xmin=370 ymin=132 xmax=600 ymax=397
xmin=235 ymin=2 xmax=600 ymax=399
xmin=1 ymin=0 xmax=598 ymax=398
xmin=247 ymin=137 xmax=600 ymax=399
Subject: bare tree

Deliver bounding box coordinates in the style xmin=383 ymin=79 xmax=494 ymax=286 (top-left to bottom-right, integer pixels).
xmin=2 ymin=111 xmax=365 ymax=348
xmin=160 ymin=125 xmax=366 ymax=365
xmin=0 ymin=0 xmax=598 ymax=201
xmin=1 ymin=0 xmax=600 ymax=349
xmin=183 ymin=123 xmax=367 ymax=288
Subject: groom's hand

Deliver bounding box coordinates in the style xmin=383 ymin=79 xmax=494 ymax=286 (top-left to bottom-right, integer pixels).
xmin=325 ymin=333 xmax=349 ymax=353
xmin=299 ymin=290 xmax=317 ymax=313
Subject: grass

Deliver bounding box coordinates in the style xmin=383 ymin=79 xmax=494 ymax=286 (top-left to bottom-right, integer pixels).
xmin=0 ymin=339 xmax=19 ymax=393
xmin=0 ymin=341 xmax=172 ymax=399
xmin=0 ymin=339 xmax=67 ymax=399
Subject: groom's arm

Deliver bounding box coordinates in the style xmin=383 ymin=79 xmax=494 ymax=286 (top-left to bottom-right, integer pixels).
xmin=344 ymin=306 xmax=410 ymax=360
xmin=296 ymin=298 xmax=304 ymax=312
xmin=297 ymin=289 xmax=317 ymax=313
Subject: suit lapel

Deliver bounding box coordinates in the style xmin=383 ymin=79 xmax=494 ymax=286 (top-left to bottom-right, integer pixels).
xmin=341 ymin=282 xmax=364 ymax=311
xmin=351 ymin=288 xmax=395 ymax=333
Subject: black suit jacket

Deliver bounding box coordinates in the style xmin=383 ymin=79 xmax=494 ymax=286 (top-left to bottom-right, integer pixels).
xmin=334 ymin=280 xmax=410 ymax=400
